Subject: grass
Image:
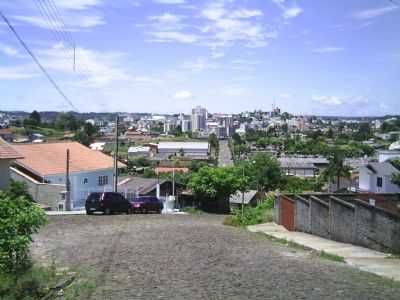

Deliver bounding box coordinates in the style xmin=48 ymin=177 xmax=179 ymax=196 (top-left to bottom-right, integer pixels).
xmin=319 ymin=250 xmax=345 ymax=263
xmin=385 ymin=253 xmax=400 ymax=260
xmin=0 ymin=263 xmax=95 ymax=300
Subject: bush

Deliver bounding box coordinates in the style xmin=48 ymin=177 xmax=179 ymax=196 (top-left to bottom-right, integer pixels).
xmin=0 ymin=187 xmax=47 ymax=274
xmin=224 ymin=195 xmax=275 ymax=227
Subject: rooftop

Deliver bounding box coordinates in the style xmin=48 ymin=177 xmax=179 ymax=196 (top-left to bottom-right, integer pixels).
xmin=13 ymin=141 xmax=124 ymax=177
xmin=158 ymin=142 xmax=209 ymax=150
xmin=0 ymin=137 xmax=23 ymax=160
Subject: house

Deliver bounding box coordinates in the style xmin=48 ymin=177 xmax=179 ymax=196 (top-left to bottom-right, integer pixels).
xmin=89 ymin=142 xmax=106 ymax=151
xmin=278 ymin=156 xmax=329 ymax=177
xmin=359 ymin=162 xmax=400 ymax=193
xmin=378 ymin=150 xmax=400 ymax=163
xmin=117 ymin=176 xmax=183 ymax=200
xmin=157 ymin=142 xmax=209 ymax=159
xmin=154 ymin=167 xmax=189 ymax=175
xmin=128 ymin=146 xmax=150 ymax=157
xmin=229 ymin=190 xmax=265 ymax=209
xmin=11 ymin=142 xmax=125 ymax=209
xmin=0 ymin=138 xmax=23 ymax=190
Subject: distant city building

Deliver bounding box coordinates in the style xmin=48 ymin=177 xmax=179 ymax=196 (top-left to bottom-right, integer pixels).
xmin=191 ymin=106 xmax=207 ymax=132
xmin=157 ymin=142 xmax=209 ymax=159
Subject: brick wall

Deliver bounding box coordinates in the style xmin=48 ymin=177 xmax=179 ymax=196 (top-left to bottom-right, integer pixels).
xmin=329 ymin=197 xmax=355 ymax=244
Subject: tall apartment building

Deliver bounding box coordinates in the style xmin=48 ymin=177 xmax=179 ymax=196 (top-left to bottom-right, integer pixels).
xmin=191 ymin=106 xmax=207 ymax=132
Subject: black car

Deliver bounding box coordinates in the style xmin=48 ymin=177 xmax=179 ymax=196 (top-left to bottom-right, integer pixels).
xmin=131 ymin=196 xmax=163 ymax=214
xmin=85 ymin=192 xmax=131 ymax=215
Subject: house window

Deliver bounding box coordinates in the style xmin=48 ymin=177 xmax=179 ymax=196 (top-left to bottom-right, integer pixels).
xmin=377 ymin=177 xmax=383 ymax=188
xmin=98 ymin=175 xmax=108 ymax=186
xmin=83 ymin=178 xmax=88 ymax=184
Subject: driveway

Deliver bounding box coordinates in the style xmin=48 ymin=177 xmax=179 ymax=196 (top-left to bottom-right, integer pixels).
xmin=32 ymin=214 xmax=400 ymax=299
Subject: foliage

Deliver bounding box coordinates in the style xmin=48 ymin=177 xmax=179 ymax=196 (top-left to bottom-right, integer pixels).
xmin=74 ymin=130 xmax=92 ymax=146
xmin=280 ymin=176 xmax=323 ymax=193
xmin=55 ymin=112 xmax=82 ymax=131
xmin=0 ymin=186 xmax=47 ymax=274
xmin=323 ymin=149 xmax=352 ymax=191
xmin=7 ymin=181 xmax=33 ymax=202
xmin=243 ymin=153 xmax=283 ymax=192
xmin=188 ymin=166 xmax=245 ymax=200
xmin=353 ymin=122 xmax=372 ymax=141
xmin=143 ymin=168 xmax=157 ymax=178
xmin=23 ymin=111 xmax=41 ymax=127
xmin=391 ymin=160 xmax=400 ymax=187
xmin=0 ymin=264 xmax=57 ymax=299
xmin=319 ymin=251 xmax=345 ymax=263
xmin=208 ymin=133 xmax=219 ymax=151
xmin=224 ymin=195 xmax=275 ymax=227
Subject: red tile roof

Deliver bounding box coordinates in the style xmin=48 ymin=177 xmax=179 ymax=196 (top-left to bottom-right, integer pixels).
xmin=155 ymin=167 xmax=189 ymax=174
xmin=13 ymin=142 xmax=125 ymax=177
xmin=0 ymin=138 xmax=23 ymax=160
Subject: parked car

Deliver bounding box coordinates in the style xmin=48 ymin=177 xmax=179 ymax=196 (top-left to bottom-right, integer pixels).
xmin=85 ymin=192 xmax=131 ymax=215
xmin=131 ymin=196 xmax=163 ymax=214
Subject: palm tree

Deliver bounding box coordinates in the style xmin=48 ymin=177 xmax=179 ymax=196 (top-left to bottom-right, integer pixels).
xmin=324 ymin=149 xmax=352 ymax=192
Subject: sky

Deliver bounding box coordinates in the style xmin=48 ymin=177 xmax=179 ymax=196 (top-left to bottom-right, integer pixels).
xmin=0 ymin=0 xmax=399 ymax=116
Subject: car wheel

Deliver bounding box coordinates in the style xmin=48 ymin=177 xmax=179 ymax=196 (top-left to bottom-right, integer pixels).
xmin=157 ymin=209 xmax=162 ymax=214
xmin=86 ymin=210 xmax=93 ymax=215
xmin=143 ymin=209 xmax=147 ymax=214
xmin=104 ymin=208 xmax=111 ymax=215
xmin=127 ymin=208 xmax=132 ymax=215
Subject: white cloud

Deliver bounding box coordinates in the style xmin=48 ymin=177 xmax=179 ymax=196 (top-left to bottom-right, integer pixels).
xmin=313 ymin=47 xmax=344 ymax=53
xmin=0 ymin=43 xmax=19 ymax=57
xmin=173 ymin=90 xmax=192 ymax=99
xmin=229 ymin=9 xmax=263 ymax=19
xmin=354 ymin=6 xmax=398 ymax=20
xmin=149 ymin=13 xmax=183 ymax=23
xmin=312 ymin=96 xmax=343 ymax=106
xmin=53 ymin=0 xmax=102 ymax=10
xmin=0 ymin=65 xmax=39 ymax=80
xmin=153 ymin=0 xmax=186 ymax=4
xmin=12 ymin=14 xmax=105 ymax=30
xmin=283 ymin=7 xmax=303 ymax=19
xmin=148 ymin=31 xmax=198 ymax=43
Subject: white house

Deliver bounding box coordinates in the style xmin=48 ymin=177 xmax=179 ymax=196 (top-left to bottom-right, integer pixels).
xmin=0 ymin=137 xmax=23 ymax=190
xmin=359 ymin=162 xmax=400 ymax=193
xmin=12 ymin=141 xmax=125 ymax=209
xmin=157 ymin=142 xmax=209 ymax=159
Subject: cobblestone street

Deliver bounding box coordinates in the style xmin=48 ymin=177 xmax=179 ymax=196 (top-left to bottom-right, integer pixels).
xmin=32 ymin=214 xmax=400 ymax=299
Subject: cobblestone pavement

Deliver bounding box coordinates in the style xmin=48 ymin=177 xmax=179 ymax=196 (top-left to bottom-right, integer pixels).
xmin=218 ymin=140 xmax=233 ymax=167
xmin=32 ymin=214 xmax=400 ymax=299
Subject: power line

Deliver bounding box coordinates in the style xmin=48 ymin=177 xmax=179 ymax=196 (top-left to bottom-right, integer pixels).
xmin=0 ymin=10 xmax=78 ymax=111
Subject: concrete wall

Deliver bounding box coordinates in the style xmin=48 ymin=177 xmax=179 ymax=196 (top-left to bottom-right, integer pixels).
xmin=0 ymin=159 xmax=11 ymax=190
xmin=329 ymin=197 xmax=355 ymax=244
xmin=276 ymin=194 xmax=400 ymax=252
xmin=310 ymin=196 xmax=330 ymax=238
xmin=11 ymin=168 xmax=65 ymax=211
xmin=294 ymin=196 xmax=310 ymax=233
xmin=274 ymin=195 xmax=281 ymax=224
xmin=354 ymin=200 xmax=400 ymax=252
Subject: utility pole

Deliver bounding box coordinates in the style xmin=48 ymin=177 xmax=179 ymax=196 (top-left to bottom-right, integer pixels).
xmin=113 ymin=115 xmax=119 ymax=193
xmin=66 ymin=149 xmax=71 ymax=211
xmin=241 ymin=165 xmax=245 ymax=218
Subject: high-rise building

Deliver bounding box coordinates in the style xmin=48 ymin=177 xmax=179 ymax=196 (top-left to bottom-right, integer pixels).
xmin=191 ymin=106 xmax=207 ymax=132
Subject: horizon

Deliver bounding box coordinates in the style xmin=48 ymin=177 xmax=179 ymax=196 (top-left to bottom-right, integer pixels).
xmin=1 ymin=0 xmax=400 ymax=116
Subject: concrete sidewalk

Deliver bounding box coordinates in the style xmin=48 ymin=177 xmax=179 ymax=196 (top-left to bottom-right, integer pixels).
xmin=248 ymin=222 xmax=400 ymax=281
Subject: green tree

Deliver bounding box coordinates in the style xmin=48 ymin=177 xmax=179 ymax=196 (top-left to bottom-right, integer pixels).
xmin=0 ymin=186 xmax=47 ymax=274
xmin=188 ymin=166 xmax=245 ymax=213
xmin=208 ymin=133 xmax=219 ymax=151
xmin=353 ymin=122 xmax=372 ymax=141
xmin=391 ymin=160 xmax=400 ymax=187
xmin=240 ymin=153 xmax=282 ymax=192
xmin=55 ymin=113 xmax=80 ymax=131
xmin=324 ymin=149 xmax=352 ymax=191
xmin=83 ymin=122 xmax=97 ymax=137
xmin=74 ymin=130 xmax=92 ymax=146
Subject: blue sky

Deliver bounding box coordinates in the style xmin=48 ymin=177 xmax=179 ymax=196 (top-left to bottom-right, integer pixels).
xmin=0 ymin=0 xmax=399 ymax=115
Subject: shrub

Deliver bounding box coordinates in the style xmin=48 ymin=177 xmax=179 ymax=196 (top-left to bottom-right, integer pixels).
xmin=0 ymin=189 xmax=47 ymax=274
xmin=224 ymin=195 xmax=275 ymax=227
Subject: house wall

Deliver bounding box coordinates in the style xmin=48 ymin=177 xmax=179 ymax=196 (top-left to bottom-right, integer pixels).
xmin=0 ymin=159 xmax=11 ymax=190
xmin=383 ymin=175 xmax=400 ymax=193
xmin=359 ymin=168 xmax=373 ymax=191
xmin=45 ymin=168 xmax=114 ymax=209
xmin=10 ymin=168 xmax=65 ymax=210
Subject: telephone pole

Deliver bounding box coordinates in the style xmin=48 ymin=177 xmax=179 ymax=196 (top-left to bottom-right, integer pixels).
xmin=66 ymin=149 xmax=71 ymax=211
xmin=113 ymin=115 xmax=119 ymax=193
